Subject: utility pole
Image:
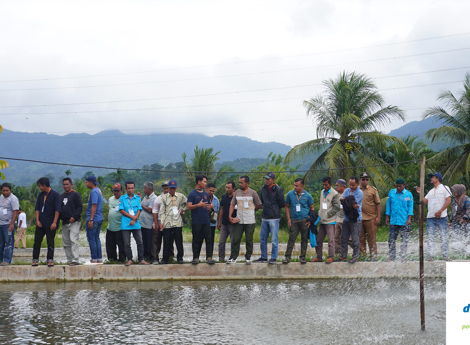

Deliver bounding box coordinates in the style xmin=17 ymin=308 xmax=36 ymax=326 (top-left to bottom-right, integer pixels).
xmin=419 ymin=156 xmax=426 ymax=331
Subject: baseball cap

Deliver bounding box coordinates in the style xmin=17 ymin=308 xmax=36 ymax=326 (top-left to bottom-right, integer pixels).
xmin=429 ymin=172 xmax=443 ymax=181
xmin=168 ymin=180 xmax=178 ymax=188
xmin=264 ymin=172 xmax=275 ymax=179
xmin=395 ymin=178 xmax=405 ymax=185
xmin=85 ymin=175 xmax=99 ymax=185
xmin=112 ymin=183 xmax=122 ymax=191
xmin=161 ymin=181 xmax=169 ymax=187
xmin=360 ymin=172 xmax=370 ymax=179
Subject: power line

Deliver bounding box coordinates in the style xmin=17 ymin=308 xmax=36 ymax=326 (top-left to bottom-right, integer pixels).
xmin=1 ymin=32 xmax=469 ymax=84
xmin=0 ymin=156 xmax=417 ymax=174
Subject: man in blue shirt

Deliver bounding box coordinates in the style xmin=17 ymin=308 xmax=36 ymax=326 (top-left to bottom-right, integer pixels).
xmin=338 ymin=176 xmax=363 ymax=263
xmin=119 ymin=181 xmax=149 ymax=266
xmin=85 ymin=175 xmax=103 ymax=264
xmin=385 ymin=178 xmax=414 ymax=261
xmin=283 ymin=178 xmax=314 ymax=264
xmin=206 ymin=182 xmax=219 ymax=257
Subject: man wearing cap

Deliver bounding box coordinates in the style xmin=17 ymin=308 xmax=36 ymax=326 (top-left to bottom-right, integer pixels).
xmin=359 ymin=172 xmax=381 ymax=261
xmin=417 ymin=172 xmax=452 ymax=261
xmin=385 ymin=178 xmax=414 ymax=261
xmin=60 ymin=177 xmax=83 ymax=266
xmin=159 ymin=180 xmax=187 ymax=264
xmin=0 ymin=182 xmax=19 ymax=266
xmin=120 ymin=181 xmax=148 ymax=265
xmin=33 ymin=177 xmax=61 ymax=267
xmin=85 ymin=175 xmax=104 ymax=264
xmin=106 ymin=183 xmax=125 ymax=262
xmin=217 ymin=181 xmax=237 ymax=262
xmin=139 ymin=182 xmax=157 ymax=261
xmin=151 ymin=181 xmax=174 ymax=264
xmin=334 ymin=179 xmax=347 ymax=255
xmin=255 ymin=172 xmax=285 ymax=264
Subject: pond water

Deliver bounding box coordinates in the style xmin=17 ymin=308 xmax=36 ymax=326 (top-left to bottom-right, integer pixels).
xmin=0 ymin=279 xmax=445 ymax=344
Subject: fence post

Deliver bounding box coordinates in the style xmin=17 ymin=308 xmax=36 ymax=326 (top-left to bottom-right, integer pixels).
xmin=419 ymin=156 xmax=426 ymax=330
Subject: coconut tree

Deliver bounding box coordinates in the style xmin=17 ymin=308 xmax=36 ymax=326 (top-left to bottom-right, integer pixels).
xmin=285 ymin=71 xmax=405 ymax=186
xmin=423 ymin=73 xmax=470 ymax=184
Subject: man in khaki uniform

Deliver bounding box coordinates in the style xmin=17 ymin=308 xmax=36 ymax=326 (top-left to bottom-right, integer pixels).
xmin=359 ymin=172 xmax=381 ymax=261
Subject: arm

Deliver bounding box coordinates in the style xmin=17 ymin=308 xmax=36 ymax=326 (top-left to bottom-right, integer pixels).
xmin=88 ymin=204 xmax=97 ymax=229
xmin=228 ymin=204 xmax=236 ymax=224
xmin=51 ymin=211 xmax=60 ymax=231
xmin=159 ymin=198 xmax=167 ymax=230
xmin=35 ymin=210 xmax=42 ymax=228
xmin=406 ymin=193 xmax=413 ymax=226
xmin=8 ymin=210 xmax=19 ymax=232
xmin=285 ymin=203 xmax=291 ymax=228
xmin=278 ymin=188 xmax=286 ymax=209
xmin=385 ymin=194 xmax=391 ymax=226
xmin=435 ymin=196 xmax=451 ymax=218
xmin=327 ymin=194 xmax=340 ymax=218
xmin=217 ymin=206 xmax=224 ymax=230
xmin=71 ymin=193 xmax=83 ymax=223
xmin=375 ymin=204 xmax=381 ymax=225
xmin=187 ymin=199 xmax=206 ymax=210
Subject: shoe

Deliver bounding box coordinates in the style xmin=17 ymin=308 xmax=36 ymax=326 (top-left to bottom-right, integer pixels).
xmin=139 ymin=260 xmax=149 ymax=265
xmin=300 ymin=258 xmax=307 ymax=265
xmin=32 ymin=261 xmax=38 ymax=267
xmin=85 ymin=261 xmax=98 ymax=265
xmin=386 ymin=259 xmax=394 ymax=262
xmin=427 ymin=257 xmax=434 ymax=262
xmin=333 ymin=257 xmax=347 ymax=262
xmin=325 ymin=258 xmax=333 ymax=264
xmin=69 ymin=262 xmax=79 ymax=266
xmin=207 ymin=258 xmax=215 ymax=265
xmin=246 ymin=259 xmax=252 ymax=265
xmin=191 ymin=259 xmax=199 ymax=265
xmin=268 ymin=259 xmax=277 ymax=264
xmin=310 ymin=258 xmax=323 ymax=263
xmin=14 ymin=247 xmax=18 ymax=249
xmin=47 ymin=261 xmax=54 ymax=267
xmin=226 ymin=258 xmax=236 ymax=264
xmin=371 ymin=258 xmax=378 ymax=262
xmin=0 ymin=262 xmax=9 ymax=266
xmin=125 ymin=260 xmax=133 ymax=266
xmin=177 ymin=259 xmax=184 ymax=264
xmin=348 ymin=258 xmax=357 ymax=264
xmin=22 ymin=247 xmax=26 ymax=249
xmin=96 ymin=260 xmax=103 ymax=264
xmin=253 ymin=258 xmax=268 ymax=263
xmin=443 ymin=257 xmax=452 ymax=261
xmin=158 ymin=260 xmax=168 ymax=265
xmin=282 ymin=258 xmax=290 ymax=264
xmin=152 ymin=260 xmax=159 ymax=265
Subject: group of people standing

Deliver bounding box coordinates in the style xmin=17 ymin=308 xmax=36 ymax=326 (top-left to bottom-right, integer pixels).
xmin=0 ymin=170 xmax=469 ymax=266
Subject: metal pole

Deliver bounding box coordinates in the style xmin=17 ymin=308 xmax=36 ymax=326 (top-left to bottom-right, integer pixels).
xmin=419 ymin=157 xmax=426 ymax=330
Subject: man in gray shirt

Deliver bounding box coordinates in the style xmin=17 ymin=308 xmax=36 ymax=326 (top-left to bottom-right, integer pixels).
xmin=139 ymin=182 xmax=157 ymax=261
xmin=0 ymin=183 xmax=20 ymax=266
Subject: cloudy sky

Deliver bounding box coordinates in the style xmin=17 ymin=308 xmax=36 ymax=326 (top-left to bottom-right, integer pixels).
xmin=1 ymin=0 xmax=469 ymax=147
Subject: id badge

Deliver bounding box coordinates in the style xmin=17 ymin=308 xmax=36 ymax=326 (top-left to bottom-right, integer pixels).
xmin=63 ymin=198 xmax=68 ymax=205
xmin=296 ymin=204 xmax=301 ymax=212
xmin=172 ymin=206 xmax=178 ymax=215
xmin=235 ymin=204 xmax=238 ymax=210
xmin=322 ymin=202 xmax=328 ymax=210
xmin=115 ymin=206 xmax=119 ymax=212
xmin=244 ymin=201 xmax=249 ymax=209
xmin=41 ymin=205 xmax=44 ymax=213
xmin=129 ymin=208 xmax=135 ymax=216
xmin=455 ymin=205 xmax=458 ymax=211
xmin=340 ymin=204 xmax=343 ymax=209
xmin=2 ymin=208 xmax=7 ymax=215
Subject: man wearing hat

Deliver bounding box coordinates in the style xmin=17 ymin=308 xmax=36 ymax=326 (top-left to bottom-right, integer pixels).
xmin=158 ymin=180 xmax=187 ymax=264
xmin=385 ymin=178 xmax=414 ymax=261
xmin=85 ymin=175 xmax=104 ymax=264
xmin=106 ymin=183 xmax=125 ymax=262
xmin=359 ymin=172 xmax=381 ymax=261
xmin=151 ymin=181 xmax=173 ymax=264
xmin=334 ymin=179 xmax=347 ymax=255
xmin=255 ymin=172 xmax=285 ymax=264
xmin=417 ymin=172 xmax=452 ymax=261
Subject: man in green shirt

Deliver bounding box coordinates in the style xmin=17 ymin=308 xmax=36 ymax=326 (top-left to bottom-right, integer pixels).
xmin=106 ymin=183 xmax=125 ymax=262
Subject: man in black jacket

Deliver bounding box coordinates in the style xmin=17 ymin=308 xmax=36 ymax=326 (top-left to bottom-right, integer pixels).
xmin=254 ymin=172 xmax=286 ymax=264
xmin=60 ymin=177 xmax=83 ymax=266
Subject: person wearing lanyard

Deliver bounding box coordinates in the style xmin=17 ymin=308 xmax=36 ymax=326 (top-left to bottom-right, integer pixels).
xmin=119 ymin=181 xmax=149 ymax=266
xmin=283 ymin=178 xmax=314 ymax=264
xmin=85 ymin=175 xmax=104 ymax=264
xmin=0 ymin=183 xmax=20 ymax=266
xmin=205 ymin=182 xmax=219 ymax=257
xmin=417 ymin=172 xmax=452 ymax=261
xmin=138 ymin=182 xmax=157 ymax=261
xmin=32 ymin=177 xmax=61 ymax=267
xmin=159 ymin=180 xmax=187 ymax=264
xmin=449 ymin=184 xmax=470 ymax=256
xmin=106 ymin=183 xmax=126 ymax=262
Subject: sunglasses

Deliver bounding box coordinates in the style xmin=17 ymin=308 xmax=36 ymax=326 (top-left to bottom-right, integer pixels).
xmin=361 ymin=178 xmax=369 ymax=181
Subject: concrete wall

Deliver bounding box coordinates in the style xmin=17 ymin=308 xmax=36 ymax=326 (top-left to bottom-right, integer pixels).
xmin=0 ymin=262 xmax=446 ymax=282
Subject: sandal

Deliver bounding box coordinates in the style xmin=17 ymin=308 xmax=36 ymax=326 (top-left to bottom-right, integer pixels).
xmin=47 ymin=262 xmax=54 ymax=267
xmin=282 ymin=258 xmax=290 ymax=264
xmin=32 ymin=261 xmax=38 ymax=267
xmin=300 ymin=258 xmax=307 ymax=264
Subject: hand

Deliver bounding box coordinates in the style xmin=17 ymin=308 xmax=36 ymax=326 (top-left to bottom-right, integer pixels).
xmin=198 ymin=199 xmax=206 ymax=208
xmin=87 ymin=220 xmax=93 ymax=229
xmin=385 ymin=216 xmax=390 ymax=226
xmin=287 ymin=219 xmax=291 ymax=228
xmin=137 ymin=192 xmax=143 ymax=198
xmin=37 ymin=220 xmax=42 ymax=228
xmin=435 ymin=210 xmax=442 ymax=218
xmin=353 ymin=203 xmax=359 ymax=209
xmin=205 ymin=203 xmax=213 ymax=210
xmin=229 ymin=217 xmax=234 ymax=224
xmin=217 ymin=223 xmax=221 ymax=231
xmin=306 ymin=221 xmax=311 ymax=227
xmin=51 ymin=222 xmax=57 ymax=231
xmin=8 ymin=224 xmax=14 ymax=232
xmin=180 ymin=210 xmax=184 ymax=215
xmin=69 ymin=217 xmax=75 ymax=223
xmin=133 ymin=216 xmax=139 ymax=222
xmin=375 ymin=216 xmax=380 ymax=225
xmin=405 ymin=219 xmax=411 ymax=226
xmin=415 ymin=186 xmax=421 ymax=194
xmin=130 ymin=220 xmax=136 ymax=226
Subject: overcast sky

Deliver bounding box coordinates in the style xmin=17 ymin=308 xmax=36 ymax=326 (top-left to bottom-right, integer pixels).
xmin=1 ymin=0 xmax=469 ymax=147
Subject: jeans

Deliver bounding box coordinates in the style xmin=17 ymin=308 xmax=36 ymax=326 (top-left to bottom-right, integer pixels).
xmin=260 ymin=219 xmax=280 ymax=260
xmin=122 ymin=229 xmax=144 ymax=262
xmin=33 ymin=226 xmax=56 ymax=262
xmin=141 ymin=227 xmax=153 ymax=260
xmin=106 ymin=230 xmax=126 ymax=262
xmin=62 ymin=221 xmax=80 ymax=263
xmin=285 ymin=218 xmax=308 ymax=260
xmin=388 ymin=225 xmax=410 ymax=260
xmin=86 ymin=220 xmax=103 ymax=261
xmin=0 ymin=224 xmax=15 ymax=264
xmin=341 ymin=220 xmax=361 ymax=260
xmin=426 ymin=217 xmax=448 ymax=258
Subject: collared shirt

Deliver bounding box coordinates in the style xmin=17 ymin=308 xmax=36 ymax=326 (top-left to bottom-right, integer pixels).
xmin=35 ymin=189 xmax=62 ymax=228
xmin=119 ymin=194 xmax=142 ymax=230
xmin=107 ymin=196 xmax=122 ymax=231
xmin=285 ymin=189 xmax=313 ymax=220
xmin=360 ymin=185 xmax=381 ymax=221
xmin=86 ymin=187 xmax=103 ymax=222
xmin=425 ymin=184 xmax=452 ymax=218
xmin=209 ymin=195 xmax=220 ymax=226
xmin=336 ymin=192 xmax=344 ymax=223
xmin=0 ymin=193 xmax=19 ymax=226
xmin=343 ymin=187 xmax=363 ymax=221
xmin=160 ymin=192 xmax=187 ymax=228
xmin=140 ymin=192 xmax=156 ymax=229
xmin=385 ymin=188 xmax=414 ymax=226
xmin=231 ymin=188 xmax=262 ymax=224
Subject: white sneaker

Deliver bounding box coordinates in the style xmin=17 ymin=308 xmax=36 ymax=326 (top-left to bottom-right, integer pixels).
xmin=84 ymin=261 xmax=98 ymax=265
xmin=246 ymin=259 xmax=252 ymax=265
xmin=226 ymin=258 xmax=236 ymax=264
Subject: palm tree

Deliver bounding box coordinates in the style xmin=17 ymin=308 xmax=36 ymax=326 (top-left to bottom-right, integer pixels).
xmin=65 ymin=169 xmax=72 ymax=176
xmin=423 ymin=73 xmax=470 ymax=184
xmin=285 ymin=71 xmax=405 ymax=186
xmin=0 ymin=125 xmax=9 ymax=180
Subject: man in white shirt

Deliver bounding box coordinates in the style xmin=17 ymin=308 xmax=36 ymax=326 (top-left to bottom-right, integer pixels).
xmin=419 ymin=172 xmax=452 ymax=261
xmin=15 ymin=207 xmax=27 ymax=249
